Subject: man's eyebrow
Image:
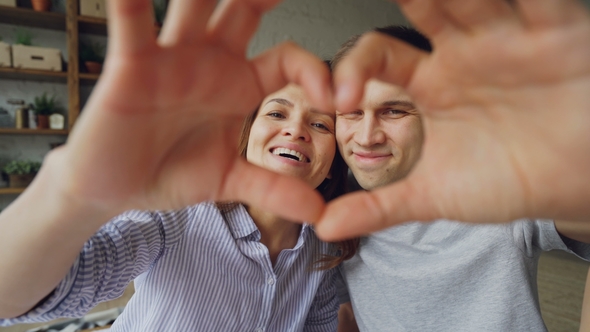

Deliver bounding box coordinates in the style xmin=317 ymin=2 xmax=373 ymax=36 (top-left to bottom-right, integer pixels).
xmin=265 ymin=98 xmax=293 ymax=107
xmin=381 ymin=100 xmax=416 ymax=108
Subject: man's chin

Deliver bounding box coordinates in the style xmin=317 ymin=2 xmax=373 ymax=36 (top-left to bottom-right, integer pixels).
xmin=355 ymin=176 xmax=395 ymax=191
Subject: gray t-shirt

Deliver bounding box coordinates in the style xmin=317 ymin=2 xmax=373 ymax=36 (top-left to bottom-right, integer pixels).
xmin=338 ymin=219 xmax=590 ymax=331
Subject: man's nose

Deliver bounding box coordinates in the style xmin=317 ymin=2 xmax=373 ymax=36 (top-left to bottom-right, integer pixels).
xmin=355 ymin=117 xmax=385 ymax=146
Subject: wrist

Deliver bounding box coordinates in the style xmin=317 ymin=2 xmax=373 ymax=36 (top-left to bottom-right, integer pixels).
xmin=23 ymin=148 xmax=120 ymax=234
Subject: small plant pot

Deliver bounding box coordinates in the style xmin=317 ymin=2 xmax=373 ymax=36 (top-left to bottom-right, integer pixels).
xmin=8 ymin=174 xmax=35 ymax=188
xmin=37 ymin=114 xmax=49 ymax=129
xmin=84 ymin=61 xmax=103 ymax=74
xmin=31 ymin=0 xmax=51 ymax=12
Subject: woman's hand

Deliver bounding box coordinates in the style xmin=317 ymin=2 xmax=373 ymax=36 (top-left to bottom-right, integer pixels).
xmin=54 ymin=0 xmax=333 ymax=221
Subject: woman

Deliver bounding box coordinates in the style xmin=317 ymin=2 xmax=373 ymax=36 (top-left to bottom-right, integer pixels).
xmin=0 ymin=84 xmax=355 ymax=331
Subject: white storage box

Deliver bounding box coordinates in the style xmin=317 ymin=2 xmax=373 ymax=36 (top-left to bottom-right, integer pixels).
xmin=80 ymin=0 xmax=107 ymax=19
xmin=12 ymin=44 xmax=62 ymax=71
xmin=0 ymin=0 xmax=17 ymax=7
xmin=0 ymin=42 xmax=11 ymax=67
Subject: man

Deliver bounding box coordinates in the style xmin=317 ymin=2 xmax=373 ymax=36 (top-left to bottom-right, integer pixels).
xmin=333 ymin=26 xmax=590 ymax=331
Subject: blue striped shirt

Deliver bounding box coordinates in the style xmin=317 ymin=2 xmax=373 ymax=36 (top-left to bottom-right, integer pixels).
xmin=1 ymin=202 xmax=339 ymax=331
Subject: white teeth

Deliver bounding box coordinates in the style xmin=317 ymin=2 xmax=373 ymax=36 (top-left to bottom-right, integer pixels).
xmin=272 ymin=147 xmax=307 ymax=162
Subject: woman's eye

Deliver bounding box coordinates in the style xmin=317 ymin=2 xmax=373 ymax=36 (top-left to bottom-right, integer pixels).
xmin=267 ymin=112 xmax=285 ymax=119
xmin=312 ymin=123 xmax=331 ymax=132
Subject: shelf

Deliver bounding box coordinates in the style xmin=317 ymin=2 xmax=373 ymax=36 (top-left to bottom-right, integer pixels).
xmin=0 ymin=66 xmax=67 ymax=83
xmin=0 ymin=6 xmax=66 ymax=31
xmin=0 ymin=128 xmax=68 ymax=135
xmin=78 ymin=16 xmax=107 ymax=36
xmin=0 ymin=6 xmax=107 ymax=36
xmin=79 ymin=72 xmax=100 ymax=84
xmin=0 ymin=187 xmax=25 ymax=195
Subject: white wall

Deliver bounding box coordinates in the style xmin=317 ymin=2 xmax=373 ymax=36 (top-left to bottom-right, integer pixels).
xmin=250 ymin=0 xmax=406 ymax=59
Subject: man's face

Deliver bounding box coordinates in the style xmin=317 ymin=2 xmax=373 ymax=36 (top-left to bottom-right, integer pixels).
xmin=336 ymin=80 xmax=424 ymax=190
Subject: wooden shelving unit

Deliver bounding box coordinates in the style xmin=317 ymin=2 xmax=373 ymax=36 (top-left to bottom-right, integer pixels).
xmin=0 ymin=6 xmax=66 ymax=31
xmin=0 ymin=2 xmax=107 ymax=128
xmin=79 ymin=72 xmax=100 ymax=84
xmin=0 ymin=187 xmax=25 ymax=195
xmin=78 ymin=15 xmax=107 ymax=36
xmin=0 ymin=128 xmax=69 ymax=135
xmin=0 ymin=1 xmax=107 ymax=195
xmin=0 ymin=66 xmax=68 ymax=83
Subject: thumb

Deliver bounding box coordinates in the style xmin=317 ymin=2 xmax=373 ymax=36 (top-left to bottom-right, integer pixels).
xmin=315 ymin=178 xmax=436 ymax=241
xmin=222 ymin=158 xmax=326 ymax=223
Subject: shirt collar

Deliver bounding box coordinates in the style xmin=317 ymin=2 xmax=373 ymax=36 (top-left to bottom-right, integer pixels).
xmin=217 ymin=202 xmax=311 ymax=245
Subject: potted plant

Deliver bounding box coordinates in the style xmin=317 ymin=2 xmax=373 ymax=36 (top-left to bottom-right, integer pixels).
xmin=79 ymin=40 xmax=105 ymax=74
xmin=31 ymin=92 xmax=60 ymax=129
xmin=31 ymin=0 xmax=51 ymax=12
xmin=15 ymin=28 xmax=33 ymax=46
xmin=2 ymin=160 xmax=41 ymax=188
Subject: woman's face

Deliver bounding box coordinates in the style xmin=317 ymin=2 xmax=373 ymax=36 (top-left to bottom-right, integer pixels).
xmin=247 ymin=84 xmax=336 ymax=189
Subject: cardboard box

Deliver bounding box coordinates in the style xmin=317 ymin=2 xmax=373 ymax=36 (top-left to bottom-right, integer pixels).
xmin=0 ymin=42 xmax=11 ymax=67
xmin=0 ymin=0 xmax=17 ymax=7
xmin=80 ymin=0 xmax=107 ymax=19
xmin=12 ymin=44 xmax=62 ymax=71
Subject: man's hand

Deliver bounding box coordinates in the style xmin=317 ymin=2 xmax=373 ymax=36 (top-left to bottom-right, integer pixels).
xmin=317 ymin=0 xmax=590 ymax=240
xmin=53 ymin=0 xmax=333 ymax=221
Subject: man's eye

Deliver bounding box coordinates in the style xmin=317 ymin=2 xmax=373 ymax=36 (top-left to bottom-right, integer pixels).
xmin=384 ymin=109 xmax=407 ymax=117
xmin=338 ymin=111 xmax=362 ymax=119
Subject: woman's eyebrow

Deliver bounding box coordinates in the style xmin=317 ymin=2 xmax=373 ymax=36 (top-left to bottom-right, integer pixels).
xmin=265 ymin=98 xmax=293 ymax=107
xmin=310 ymin=109 xmax=336 ymax=120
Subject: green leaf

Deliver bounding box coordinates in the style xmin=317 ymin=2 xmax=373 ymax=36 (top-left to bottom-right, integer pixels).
xmin=2 ymin=160 xmax=42 ymax=175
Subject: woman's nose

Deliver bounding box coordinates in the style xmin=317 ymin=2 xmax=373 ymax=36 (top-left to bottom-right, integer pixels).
xmin=282 ymin=120 xmax=310 ymax=141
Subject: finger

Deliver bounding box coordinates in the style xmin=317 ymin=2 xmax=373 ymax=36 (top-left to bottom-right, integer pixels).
xmin=158 ymin=0 xmax=217 ymax=46
xmin=208 ymin=0 xmax=281 ymax=55
xmin=333 ymin=32 xmax=428 ymax=113
xmin=222 ymin=158 xmax=326 ymax=223
xmin=437 ymin=0 xmax=518 ymax=31
xmin=314 ymin=179 xmax=436 ymax=241
xmin=393 ymin=0 xmax=456 ymax=37
xmin=251 ymin=41 xmax=334 ymax=114
xmin=106 ymin=0 xmax=156 ymax=55
xmin=515 ymin=0 xmax=590 ymax=28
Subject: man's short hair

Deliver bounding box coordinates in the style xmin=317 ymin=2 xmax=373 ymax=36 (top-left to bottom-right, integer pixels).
xmin=331 ymin=25 xmax=432 ymax=69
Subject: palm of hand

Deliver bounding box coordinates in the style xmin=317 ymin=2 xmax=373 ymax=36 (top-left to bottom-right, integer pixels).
xmin=408 ymin=22 xmax=590 ymax=222
xmin=63 ymin=43 xmax=259 ymax=211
